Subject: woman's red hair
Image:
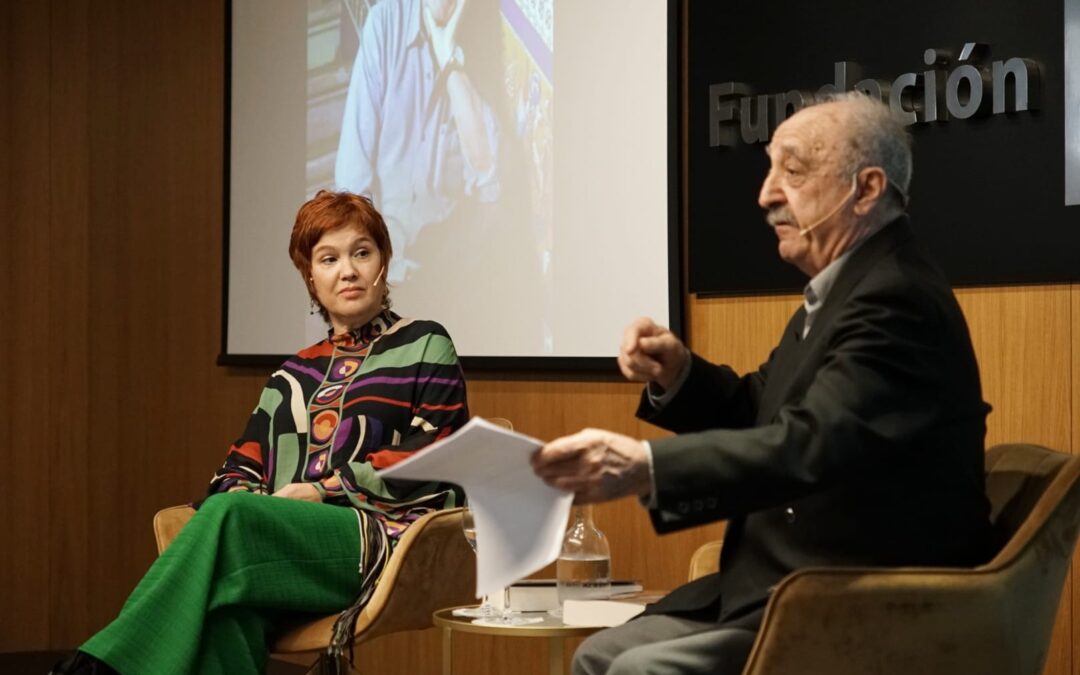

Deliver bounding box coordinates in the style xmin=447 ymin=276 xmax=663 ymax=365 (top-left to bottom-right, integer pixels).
xmin=289 ymin=190 xmax=393 ymax=318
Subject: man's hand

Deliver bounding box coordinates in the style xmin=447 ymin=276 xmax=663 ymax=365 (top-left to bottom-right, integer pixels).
xmin=272 ymin=483 xmax=322 ymax=502
xmin=423 ymin=0 xmax=466 ymax=70
xmin=618 ymin=317 xmax=688 ymax=392
xmin=531 ymin=429 xmax=651 ymax=504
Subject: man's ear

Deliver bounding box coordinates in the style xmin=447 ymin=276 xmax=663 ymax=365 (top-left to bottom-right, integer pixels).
xmin=853 ymin=166 xmax=888 ymax=215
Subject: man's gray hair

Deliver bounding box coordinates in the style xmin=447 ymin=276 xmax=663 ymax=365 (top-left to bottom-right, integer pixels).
xmin=816 ymin=92 xmax=913 ymax=205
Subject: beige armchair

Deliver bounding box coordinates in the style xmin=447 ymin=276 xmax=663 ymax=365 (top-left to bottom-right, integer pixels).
xmin=152 ymin=417 xmax=513 ymax=671
xmin=686 ymin=443 xmax=1080 ymax=675
xmin=153 ymin=506 xmax=474 ymax=671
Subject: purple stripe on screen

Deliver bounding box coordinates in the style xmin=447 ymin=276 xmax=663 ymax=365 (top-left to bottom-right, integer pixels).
xmin=501 ymin=0 xmax=553 ymax=84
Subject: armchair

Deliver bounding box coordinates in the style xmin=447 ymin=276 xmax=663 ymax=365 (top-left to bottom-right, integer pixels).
xmin=686 ymin=443 xmax=1080 ymax=675
xmin=152 ymin=417 xmax=513 ymax=671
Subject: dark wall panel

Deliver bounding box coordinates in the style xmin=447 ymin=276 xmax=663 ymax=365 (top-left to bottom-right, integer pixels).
xmin=685 ymin=0 xmax=1078 ymax=294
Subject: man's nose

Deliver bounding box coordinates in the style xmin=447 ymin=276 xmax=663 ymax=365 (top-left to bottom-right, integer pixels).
xmin=758 ymin=171 xmax=783 ymax=210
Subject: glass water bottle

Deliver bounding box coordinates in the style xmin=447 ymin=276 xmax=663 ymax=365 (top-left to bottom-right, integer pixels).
xmin=556 ymin=505 xmax=612 ymax=605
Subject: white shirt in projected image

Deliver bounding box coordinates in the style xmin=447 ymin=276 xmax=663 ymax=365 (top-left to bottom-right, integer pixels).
xmin=334 ymin=0 xmax=501 ymax=283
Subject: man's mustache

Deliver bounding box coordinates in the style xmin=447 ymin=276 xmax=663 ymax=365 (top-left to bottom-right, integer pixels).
xmin=766 ymin=207 xmax=798 ymax=228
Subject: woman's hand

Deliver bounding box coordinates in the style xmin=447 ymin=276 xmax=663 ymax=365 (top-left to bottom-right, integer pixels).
xmin=272 ymin=483 xmax=322 ymax=502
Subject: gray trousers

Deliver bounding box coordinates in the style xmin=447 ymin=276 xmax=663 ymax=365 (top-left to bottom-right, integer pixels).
xmin=572 ymin=614 xmax=757 ymax=675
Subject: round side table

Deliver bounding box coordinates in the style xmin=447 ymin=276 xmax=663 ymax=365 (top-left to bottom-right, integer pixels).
xmin=433 ymin=607 xmax=604 ymax=675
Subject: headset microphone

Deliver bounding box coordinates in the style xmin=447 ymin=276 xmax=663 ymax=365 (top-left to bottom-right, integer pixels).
xmin=372 ymin=267 xmax=385 ymax=287
xmin=796 ymin=174 xmax=859 ymax=237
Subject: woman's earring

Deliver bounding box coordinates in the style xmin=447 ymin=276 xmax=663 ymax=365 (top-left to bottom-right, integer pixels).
xmin=307 ymin=278 xmax=320 ymax=315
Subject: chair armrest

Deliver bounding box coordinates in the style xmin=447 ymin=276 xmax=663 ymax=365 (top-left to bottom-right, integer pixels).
xmin=688 ymin=540 xmax=722 ymax=581
xmin=153 ymin=505 xmax=196 ymax=554
xmin=273 ymin=507 xmax=476 ymax=654
xmin=742 ymin=567 xmax=1025 ymax=675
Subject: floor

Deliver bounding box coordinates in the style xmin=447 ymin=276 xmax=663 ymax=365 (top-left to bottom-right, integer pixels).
xmin=0 ymin=650 xmax=311 ymax=674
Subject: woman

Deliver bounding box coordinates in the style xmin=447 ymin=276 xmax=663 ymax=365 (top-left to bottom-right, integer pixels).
xmin=54 ymin=191 xmax=469 ymax=674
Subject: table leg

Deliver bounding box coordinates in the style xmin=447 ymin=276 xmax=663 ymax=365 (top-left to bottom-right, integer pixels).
xmin=548 ymin=636 xmax=565 ymax=675
xmin=442 ymin=627 xmax=453 ymax=675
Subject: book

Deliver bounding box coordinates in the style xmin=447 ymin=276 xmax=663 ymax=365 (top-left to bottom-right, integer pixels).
xmin=507 ymin=579 xmax=645 ymax=613
xmin=561 ymin=599 xmax=648 ymax=627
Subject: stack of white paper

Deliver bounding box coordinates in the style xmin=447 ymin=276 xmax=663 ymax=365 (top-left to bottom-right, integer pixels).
xmin=377 ymin=417 xmax=574 ymax=599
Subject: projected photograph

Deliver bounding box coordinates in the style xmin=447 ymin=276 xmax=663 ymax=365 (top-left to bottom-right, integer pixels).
xmin=225 ymin=0 xmax=671 ymax=364
xmin=305 ymin=0 xmax=555 ymax=353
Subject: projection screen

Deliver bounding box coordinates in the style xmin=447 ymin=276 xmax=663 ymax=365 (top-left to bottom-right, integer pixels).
xmin=223 ymin=0 xmax=680 ymax=367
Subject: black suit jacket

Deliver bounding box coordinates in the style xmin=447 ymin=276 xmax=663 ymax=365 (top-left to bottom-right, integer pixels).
xmin=641 ymin=218 xmax=995 ymax=628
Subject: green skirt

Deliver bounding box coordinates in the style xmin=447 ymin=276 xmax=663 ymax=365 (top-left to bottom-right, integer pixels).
xmin=83 ymin=492 xmax=363 ymax=675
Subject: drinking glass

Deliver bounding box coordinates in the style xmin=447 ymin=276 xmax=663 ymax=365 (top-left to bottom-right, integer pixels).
xmin=451 ymin=505 xmax=497 ymax=618
xmin=451 ymin=504 xmax=542 ymax=626
xmin=473 ymin=587 xmax=543 ymax=627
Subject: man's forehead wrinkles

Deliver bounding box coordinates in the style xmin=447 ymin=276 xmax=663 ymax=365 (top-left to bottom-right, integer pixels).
xmin=766 ymin=136 xmax=809 ymax=162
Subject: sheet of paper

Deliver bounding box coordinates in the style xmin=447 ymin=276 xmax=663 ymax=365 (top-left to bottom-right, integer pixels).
xmin=377 ymin=417 xmax=574 ymax=599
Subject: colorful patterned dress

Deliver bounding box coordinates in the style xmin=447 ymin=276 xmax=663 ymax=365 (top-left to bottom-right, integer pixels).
xmin=82 ymin=310 xmax=468 ymax=674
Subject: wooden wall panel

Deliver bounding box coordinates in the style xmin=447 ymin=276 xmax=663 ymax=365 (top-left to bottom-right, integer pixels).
xmin=0 ymin=0 xmax=13 ymax=645
xmin=688 ymin=294 xmax=802 ymax=371
xmin=958 ymin=286 xmax=1072 ymax=675
xmin=960 ymin=285 xmax=1074 ymax=674
xmin=957 ymin=287 xmax=1073 ymax=450
xmin=108 ymin=0 xmax=172 ymax=604
xmin=1072 ymin=284 xmax=1079 ymax=675
xmin=0 ymin=11 xmax=10 ymax=636
xmin=1 ymin=0 xmax=54 ymax=652
xmin=76 ymin=0 xmax=265 ymax=634
xmin=83 ymin=0 xmax=131 ymax=631
xmin=48 ymin=0 xmax=92 ymax=648
xmin=958 ymin=286 xmax=1075 ymax=675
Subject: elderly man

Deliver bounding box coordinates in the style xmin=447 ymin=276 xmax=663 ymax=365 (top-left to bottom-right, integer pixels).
xmin=532 ymin=93 xmax=995 ymax=675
